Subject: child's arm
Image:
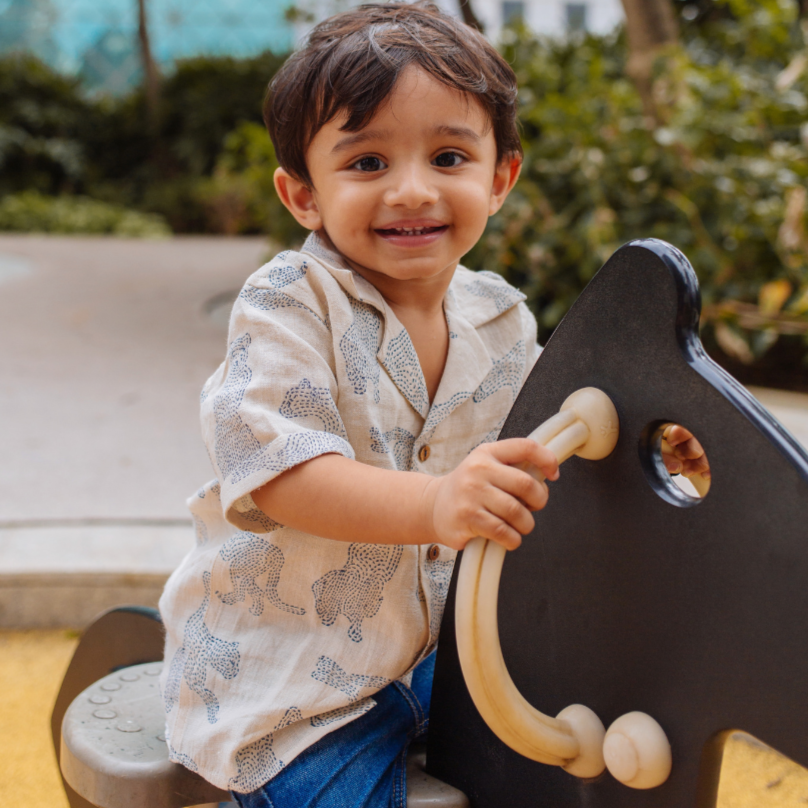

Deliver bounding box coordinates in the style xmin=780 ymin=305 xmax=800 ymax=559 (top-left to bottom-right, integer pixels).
xmin=252 ymin=438 xmax=559 ymax=552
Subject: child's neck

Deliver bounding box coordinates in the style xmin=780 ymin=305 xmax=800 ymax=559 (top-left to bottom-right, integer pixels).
xmin=387 ymin=294 xmax=449 ymax=405
xmin=345 ymin=257 xmax=455 ymax=406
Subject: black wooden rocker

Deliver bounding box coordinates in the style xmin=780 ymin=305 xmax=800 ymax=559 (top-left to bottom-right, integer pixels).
xmin=56 ymin=239 xmax=808 ymax=807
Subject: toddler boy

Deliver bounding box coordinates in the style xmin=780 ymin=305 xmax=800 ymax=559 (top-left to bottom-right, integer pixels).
xmin=160 ymin=3 xmax=560 ymax=805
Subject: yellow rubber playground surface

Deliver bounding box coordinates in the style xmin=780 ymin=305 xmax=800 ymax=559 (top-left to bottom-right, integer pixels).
xmin=3 ymin=628 xmax=808 ymax=807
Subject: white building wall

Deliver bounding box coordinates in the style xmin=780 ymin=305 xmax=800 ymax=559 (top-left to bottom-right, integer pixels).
xmin=584 ymin=0 xmax=625 ymax=35
xmin=475 ymin=0 xmax=624 ymax=41
xmin=293 ymin=0 xmax=624 ymax=50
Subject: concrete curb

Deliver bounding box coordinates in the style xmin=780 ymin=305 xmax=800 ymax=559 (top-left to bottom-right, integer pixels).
xmin=0 ymin=523 xmax=195 ymax=628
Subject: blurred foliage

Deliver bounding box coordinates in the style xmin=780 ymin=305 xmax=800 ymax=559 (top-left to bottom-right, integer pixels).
xmin=0 ymin=55 xmax=93 ymax=196
xmin=2 ymin=0 xmax=808 ymax=382
xmin=0 ymin=49 xmax=296 ymax=238
xmin=196 ymin=121 xmax=307 ymax=240
xmin=84 ymin=50 xmax=288 ymax=188
xmin=464 ymin=0 xmax=808 ymax=374
xmin=0 ymin=191 xmax=171 ymax=237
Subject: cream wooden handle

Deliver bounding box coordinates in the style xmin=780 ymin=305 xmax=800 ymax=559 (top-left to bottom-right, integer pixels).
xmin=455 ymin=388 xmax=672 ymax=787
xmin=603 ymin=712 xmax=672 ymax=788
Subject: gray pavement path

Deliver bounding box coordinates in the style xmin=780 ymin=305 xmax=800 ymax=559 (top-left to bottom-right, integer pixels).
xmin=0 ymin=234 xmax=267 ymax=521
xmin=0 ymin=234 xmax=267 ymax=625
xmin=2 ymin=234 xmax=808 ymax=627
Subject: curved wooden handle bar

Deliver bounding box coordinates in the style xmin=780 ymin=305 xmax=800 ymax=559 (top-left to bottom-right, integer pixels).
xmin=455 ymin=388 xmax=621 ymax=777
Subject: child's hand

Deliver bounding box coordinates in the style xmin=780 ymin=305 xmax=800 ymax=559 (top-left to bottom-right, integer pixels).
xmin=661 ymin=424 xmax=710 ymax=480
xmin=427 ymin=439 xmax=559 ymax=552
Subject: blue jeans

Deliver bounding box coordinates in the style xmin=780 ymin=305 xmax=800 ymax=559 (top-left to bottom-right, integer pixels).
xmin=231 ymin=652 xmax=435 ymax=808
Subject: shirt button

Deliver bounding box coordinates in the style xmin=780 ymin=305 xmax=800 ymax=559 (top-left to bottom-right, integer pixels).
xmin=418 ymin=445 xmax=431 ymax=462
xmin=427 ymin=544 xmax=440 ymax=561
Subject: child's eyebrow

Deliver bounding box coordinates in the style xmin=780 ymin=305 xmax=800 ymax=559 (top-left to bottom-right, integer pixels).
xmin=331 ymin=125 xmax=482 ymax=155
xmin=433 ymin=125 xmax=482 ymax=144
xmin=331 ymin=130 xmax=390 ymax=154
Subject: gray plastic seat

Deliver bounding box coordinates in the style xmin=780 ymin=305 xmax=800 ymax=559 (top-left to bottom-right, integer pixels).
xmin=61 ymin=662 xmax=468 ymax=808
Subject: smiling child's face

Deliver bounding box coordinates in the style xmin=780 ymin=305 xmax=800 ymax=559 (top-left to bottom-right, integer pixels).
xmin=274 ymin=67 xmax=521 ymax=297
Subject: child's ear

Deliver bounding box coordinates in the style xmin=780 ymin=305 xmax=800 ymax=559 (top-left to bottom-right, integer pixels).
xmin=274 ymin=168 xmax=323 ymax=230
xmin=488 ymin=154 xmax=522 ymax=216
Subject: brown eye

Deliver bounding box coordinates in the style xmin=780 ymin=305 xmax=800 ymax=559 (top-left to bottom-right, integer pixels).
xmin=354 ymin=156 xmax=386 ymax=172
xmin=433 ymin=152 xmax=463 ymax=168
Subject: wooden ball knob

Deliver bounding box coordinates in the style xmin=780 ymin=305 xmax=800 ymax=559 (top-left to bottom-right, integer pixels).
xmin=603 ymin=711 xmax=671 ymax=789
xmin=556 ymin=704 xmax=606 ymax=779
xmin=559 ymin=387 xmax=619 ymax=460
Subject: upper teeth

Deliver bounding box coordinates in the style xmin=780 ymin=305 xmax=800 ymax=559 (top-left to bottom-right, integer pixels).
xmin=400 ymin=227 xmax=425 ymax=233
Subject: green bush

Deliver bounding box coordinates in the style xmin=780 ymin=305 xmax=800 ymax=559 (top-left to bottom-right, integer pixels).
xmin=465 ymin=0 xmax=808 ymax=372
xmin=0 ymin=55 xmax=96 ymax=196
xmin=0 ymin=191 xmax=171 ymax=237
xmin=80 ymin=51 xmax=288 ymax=204
xmin=195 ymin=121 xmax=306 ymax=241
xmin=0 ymin=50 xmax=288 ymax=225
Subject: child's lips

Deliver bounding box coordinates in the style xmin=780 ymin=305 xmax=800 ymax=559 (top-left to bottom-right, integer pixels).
xmin=374 ymin=224 xmax=448 ymax=246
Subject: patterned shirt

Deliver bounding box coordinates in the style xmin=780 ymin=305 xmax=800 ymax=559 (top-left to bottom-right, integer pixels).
xmin=159 ymin=232 xmax=540 ymax=791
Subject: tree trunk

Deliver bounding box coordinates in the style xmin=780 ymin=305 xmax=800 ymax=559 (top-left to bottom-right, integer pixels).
xmin=458 ymin=0 xmax=485 ymax=32
xmin=620 ymin=0 xmax=679 ymax=121
xmin=137 ymin=0 xmax=161 ymax=132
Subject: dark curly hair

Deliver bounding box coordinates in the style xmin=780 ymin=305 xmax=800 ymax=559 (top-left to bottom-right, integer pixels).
xmin=264 ymin=2 xmax=521 ymax=187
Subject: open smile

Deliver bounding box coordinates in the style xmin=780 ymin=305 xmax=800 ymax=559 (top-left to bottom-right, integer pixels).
xmin=376 ymin=224 xmax=448 ymax=236
xmin=374 ymin=223 xmax=449 ymax=247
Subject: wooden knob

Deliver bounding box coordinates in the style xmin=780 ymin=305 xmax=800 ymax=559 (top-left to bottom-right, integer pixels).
xmin=603 ymin=712 xmax=672 ymax=789
xmin=559 ymin=387 xmax=620 ymax=460
xmin=556 ymin=704 xmax=606 ymax=778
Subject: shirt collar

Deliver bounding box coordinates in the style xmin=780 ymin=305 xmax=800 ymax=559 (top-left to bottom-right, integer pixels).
xmin=301 ymin=233 xmax=430 ymax=414
xmin=450 ymin=269 xmax=527 ymax=327
xmin=302 ymin=232 xmax=526 ymax=327
xmin=300 ymin=231 xmax=388 ymax=314
xmin=300 ymin=232 xmax=523 ymax=421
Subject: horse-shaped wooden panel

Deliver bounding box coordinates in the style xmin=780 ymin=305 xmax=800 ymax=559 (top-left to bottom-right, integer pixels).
xmin=427 ymin=239 xmax=808 ymax=807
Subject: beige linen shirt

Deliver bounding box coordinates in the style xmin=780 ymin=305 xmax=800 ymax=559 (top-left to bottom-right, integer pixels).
xmin=159 ymin=232 xmax=540 ymax=792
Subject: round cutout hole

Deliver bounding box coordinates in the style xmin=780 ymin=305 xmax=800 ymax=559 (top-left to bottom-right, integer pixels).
xmin=640 ymin=421 xmax=711 ymax=506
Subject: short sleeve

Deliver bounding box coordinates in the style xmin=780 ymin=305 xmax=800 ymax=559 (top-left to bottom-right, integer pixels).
xmin=200 ymin=279 xmax=354 ymax=531
xmin=518 ymin=301 xmax=542 ymax=376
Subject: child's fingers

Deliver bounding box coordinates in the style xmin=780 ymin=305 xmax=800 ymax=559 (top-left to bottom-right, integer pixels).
xmin=487 ymin=464 xmax=550 ymax=512
xmin=482 ymin=487 xmax=537 ymax=536
xmin=673 ymin=436 xmax=705 ymax=461
xmin=665 ymin=427 xmax=706 ymax=460
xmin=682 ymin=453 xmax=710 ymax=477
xmin=487 ymin=438 xmax=559 ymax=481
xmin=471 ymin=509 xmax=524 ymax=551
xmin=663 ymin=424 xmax=693 ymax=446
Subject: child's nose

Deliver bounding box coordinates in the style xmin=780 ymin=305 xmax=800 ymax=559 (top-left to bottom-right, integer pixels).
xmin=383 ymin=164 xmax=440 ymax=209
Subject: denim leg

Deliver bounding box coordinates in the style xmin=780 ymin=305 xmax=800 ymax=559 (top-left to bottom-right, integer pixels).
xmin=231 ymin=652 xmax=437 ymax=808
xmin=232 ymin=685 xmax=406 ymax=808
xmin=409 ymin=650 xmax=436 ymax=741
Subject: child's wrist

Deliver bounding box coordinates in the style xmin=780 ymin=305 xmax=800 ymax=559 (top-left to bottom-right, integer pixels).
xmin=418 ymin=475 xmax=442 ymax=546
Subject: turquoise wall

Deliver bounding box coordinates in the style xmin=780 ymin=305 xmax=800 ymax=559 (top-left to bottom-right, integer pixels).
xmin=0 ymin=0 xmax=293 ymax=92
